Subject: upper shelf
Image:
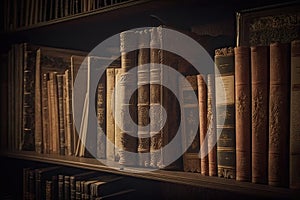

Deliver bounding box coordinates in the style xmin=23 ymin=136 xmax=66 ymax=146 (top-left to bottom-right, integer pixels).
xmin=1 ymin=150 xmax=298 ymax=199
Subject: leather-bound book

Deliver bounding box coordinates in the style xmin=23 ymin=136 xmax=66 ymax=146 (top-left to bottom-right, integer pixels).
xmin=106 ymin=68 xmax=115 ymax=162
xmin=198 ymin=74 xmax=208 ymax=175
xmin=149 ymin=27 xmax=163 ymax=168
xmin=57 ymin=74 xmax=66 ymax=155
xmin=96 ymin=59 xmax=107 ymax=159
xmin=214 ymin=47 xmax=236 ymax=179
xmin=207 ymin=74 xmax=217 ymax=176
xmin=180 ymin=75 xmax=200 ymax=173
xmin=251 ymin=46 xmax=269 ymax=184
xmin=269 ymin=42 xmax=290 ymax=187
xmin=118 ymin=30 xmax=138 ymax=166
xmin=42 ymin=73 xmax=50 ymax=154
xmin=290 ymin=39 xmax=300 ymax=189
xmin=22 ymin=43 xmax=38 ymax=151
xmin=137 ymin=29 xmax=151 ymax=167
xmin=64 ymin=69 xmax=74 ymax=156
xmin=235 ymin=46 xmax=251 ymax=181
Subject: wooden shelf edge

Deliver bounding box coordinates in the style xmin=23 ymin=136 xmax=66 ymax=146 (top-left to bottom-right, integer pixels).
xmin=4 ymin=0 xmax=154 ymax=33
xmin=1 ymin=151 xmax=298 ymax=198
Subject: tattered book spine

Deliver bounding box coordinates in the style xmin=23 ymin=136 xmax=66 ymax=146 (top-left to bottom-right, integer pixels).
xmin=42 ymin=73 xmax=50 ymax=154
xmin=106 ymin=68 xmax=115 ymax=161
xmin=251 ymin=46 xmax=269 ymax=184
xmin=269 ymin=42 xmax=289 ymax=187
xmin=137 ymin=29 xmax=150 ymax=167
xmin=96 ymin=70 xmax=106 ymax=159
xmin=214 ymin=47 xmax=236 ymax=179
xmin=290 ymin=40 xmax=300 ymax=189
xmin=22 ymin=44 xmax=36 ymax=151
xmin=181 ymin=75 xmax=200 ymax=173
xmin=198 ymin=74 xmax=208 ymax=175
xmin=207 ymin=74 xmax=217 ymax=176
xmin=119 ymin=30 xmax=138 ymax=166
xmin=235 ymin=46 xmax=251 ymax=181
xmin=57 ymin=74 xmax=66 ymax=155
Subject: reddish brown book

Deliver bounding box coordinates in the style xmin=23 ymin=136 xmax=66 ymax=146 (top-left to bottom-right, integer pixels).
xmin=234 ymin=46 xmax=251 ymax=182
xmin=251 ymin=46 xmax=269 ymax=184
xmin=290 ymin=39 xmax=300 ymax=189
xmin=198 ymin=74 xmax=208 ymax=176
xmin=57 ymin=74 xmax=66 ymax=155
xmin=269 ymin=42 xmax=290 ymax=187
xmin=207 ymin=74 xmax=217 ymax=176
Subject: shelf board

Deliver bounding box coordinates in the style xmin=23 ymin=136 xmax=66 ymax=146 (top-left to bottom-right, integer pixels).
xmin=5 ymin=0 xmax=154 ymax=33
xmin=1 ymin=151 xmax=298 ymax=199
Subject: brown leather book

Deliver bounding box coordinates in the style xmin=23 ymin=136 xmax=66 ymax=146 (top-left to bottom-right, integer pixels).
xmin=268 ymin=42 xmax=290 ymax=187
xmin=22 ymin=43 xmax=39 ymax=151
xmin=119 ymin=30 xmax=138 ymax=166
xmin=42 ymin=73 xmax=50 ymax=154
xmin=149 ymin=27 xmax=163 ymax=168
xmin=64 ymin=69 xmax=74 ymax=156
xmin=214 ymin=47 xmax=236 ymax=179
xmin=57 ymin=74 xmax=66 ymax=155
xmin=290 ymin=39 xmax=300 ymax=189
xmin=207 ymin=74 xmax=217 ymax=176
xmin=198 ymin=74 xmax=208 ymax=176
xmin=180 ymin=75 xmax=201 ymax=173
xmin=137 ymin=29 xmax=150 ymax=167
xmin=251 ymin=46 xmax=269 ymax=184
xmin=235 ymin=46 xmax=251 ymax=181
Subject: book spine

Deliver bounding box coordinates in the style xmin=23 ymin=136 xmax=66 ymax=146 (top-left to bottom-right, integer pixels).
xmin=29 ymin=170 xmax=35 ymax=200
xmin=215 ymin=47 xmax=236 ymax=179
xmin=114 ymin=68 xmax=122 ymax=162
xmin=35 ymin=170 xmax=41 ymax=200
xmin=96 ymin=71 xmax=106 ymax=159
xmin=58 ymin=174 xmax=64 ymax=200
xmin=181 ymin=75 xmax=200 ymax=173
xmin=290 ymin=39 xmax=300 ymax=189
xmin=149 ymin=27 xmax=163 ymax=168
xmin=251 ymin=46 xmax=269 ymax=184
xmin=64 ymin=69 xmax=74 ymax=156
xmin=137 ymin=29 xmax=150 ymax=167
xmin=207 ymin=74 xmax=217 ymax=176
xmin=48 ymin=72 xmax=59 ymax=154
xmin=106 ymin=68 xmax=115 ymax=161
xmin=23 ymin=168 xmax=30 ymax=200
xmin=46 ymin=180 xmax=53 ymax=200
xmin=57 ymin=74 xmax=66 ymax=155
xmin=235 ymin=46 xmax=251 ymax=181
xmin=119 ymin=30 xmax=138 ymax=166
xmin=22 ymin=44 xmax=36 ymax=151
xmin=198 ymin=74 xmax=208 ymax=175
xmin=35 ymin=48 xmax=43 ymax=154
xmin=269 ymin=42 xmax=290 ymax=187
xmin=42 ymin=73 xmax=50 ymax=154
xmin=64 ymin=175 xmax=71 ymax=200
xmin=160 ymin=47 xmax=182 ymax=170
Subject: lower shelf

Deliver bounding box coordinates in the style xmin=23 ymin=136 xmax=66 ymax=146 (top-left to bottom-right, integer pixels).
xmin=1 ymin=151 xmax=298 ymax=199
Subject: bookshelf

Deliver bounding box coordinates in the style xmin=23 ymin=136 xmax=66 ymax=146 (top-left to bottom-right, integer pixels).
xmin=1 ymin=0 xmax=299 ymax=199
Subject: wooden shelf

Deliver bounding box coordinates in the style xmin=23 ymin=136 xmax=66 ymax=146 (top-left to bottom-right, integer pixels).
xmin=1 ymin=151 xmax=298 ymax=199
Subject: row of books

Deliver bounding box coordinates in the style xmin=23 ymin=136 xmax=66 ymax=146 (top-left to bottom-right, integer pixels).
xmin=2 ymin=0 xmax=129 ymax=31
xmin=23 ymin=166 xmax=137 ymax=200
xmin=3 ymin=27 xmax=300 ymax=190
